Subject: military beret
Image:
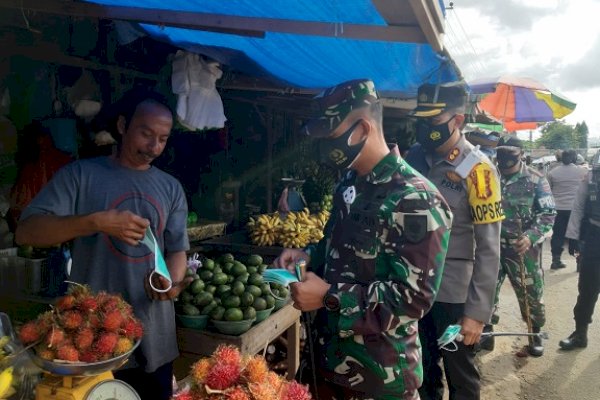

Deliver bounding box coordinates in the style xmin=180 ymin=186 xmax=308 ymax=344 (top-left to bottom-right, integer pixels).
xmin=412 ymin=81 xmax=468 ymax=117
xmin=302 ymin=79 xmax=379 ymax=138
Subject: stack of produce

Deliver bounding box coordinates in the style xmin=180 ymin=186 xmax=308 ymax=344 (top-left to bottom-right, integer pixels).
xmin=17 ymin=285 xmax=143 ymax=363
xmin=176 ymin=254 xmax=281 ymax=322
xmin=246 ymin=209 xmax=330 ymax=248
xmin=172 ymin=344 xmax=311 ymax=400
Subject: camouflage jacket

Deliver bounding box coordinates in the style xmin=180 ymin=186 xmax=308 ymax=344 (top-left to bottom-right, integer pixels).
xmin=306 ymin=150 xmax=452 ymax=398
xmin=500 ymin=163 xmax=556 ymax=245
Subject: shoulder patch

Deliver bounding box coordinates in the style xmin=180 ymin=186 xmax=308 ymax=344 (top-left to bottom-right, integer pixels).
xmin=467 ymin=162 xmax=504 ymax=224
xmin=403 ymin=214 xmax=428 ymax=244
xmin=447 ymin=147 xmax=461 ymax=162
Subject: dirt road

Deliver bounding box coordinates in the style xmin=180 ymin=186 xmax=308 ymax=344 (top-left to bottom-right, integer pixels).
xmin=478 ymin=247 xmax=600 ymax=400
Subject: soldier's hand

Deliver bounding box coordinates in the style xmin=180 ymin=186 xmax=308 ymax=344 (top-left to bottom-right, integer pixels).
xmin=513 ymin=236 xmax=531 ymax=255
xmin=568 ymin=239 xmax=580 ymax=256
xmin=460 ymin=316 xmax=484 ymax=345
xmin=273 ymin=248 xmax=310 ymax=273
xmin=290 ymin=272 xmax=330 ymax=312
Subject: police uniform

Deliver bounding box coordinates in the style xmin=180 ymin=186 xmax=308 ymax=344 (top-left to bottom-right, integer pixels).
xmin=560 ymin=154 xmax=600 ymax=350
xmin=300 ymin=80 xmax=453 ymax=400
xmin=492 ymin=162 xmax=555 ymax=336
xmin=406 ymin=82 xmax=503 ymax=400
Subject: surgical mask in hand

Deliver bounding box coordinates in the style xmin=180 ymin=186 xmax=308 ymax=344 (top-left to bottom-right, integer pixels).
xmin=318 ymin=119 xmax=365 ymax=170
xmin=437 ymin=324 xmax=463 ymax=352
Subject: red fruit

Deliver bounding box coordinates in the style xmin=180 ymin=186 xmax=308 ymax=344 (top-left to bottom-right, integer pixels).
xmin=37 ymin=347 xmax=55 ymax=361
xmin=280 ymin=381 xmax=312 ymax=400
xmin=94 ymin=332 xmax=118 ymax=355
xmin=225 ymin=387 xmax=250 ymax=400
xmin=79 ymin=296 xmax=98 ymax=312
xmin=62 ymin=310 xmax=84 ymax=330
xmin=88 ymin=314 xmax=102 ymax=329
xmin=56 ymin=294 xmax=76 ymax=311
xmin=122 ymin=319 xmax=143 ymax=340
xmin=79 ymin=351 xmax=99 ymax=363
xmin=102 ymin=310 xmax=124 ymax=331
xmin=57 ymin=344 xmax=80 ymax=362
xmin=74 ymin=328 xmax=95 ymax=350
xmin=37 ymin=311 xmax=54 ymax=336
xmin=46 ymin=328 xmax=66 ymax=348
xmin=213 ymin=345 xmax=241 ymax=366
xmin=205 ymin=363 xmax=240 ymax=390
xmin=18 ymin=321 xmax=40 ymax=344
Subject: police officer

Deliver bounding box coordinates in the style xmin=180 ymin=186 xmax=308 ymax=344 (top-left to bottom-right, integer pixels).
xmin=559 ymin=151 xmax=600 ymax=350
xmin=406 ymin=82 xmax=504 ymax=400
xmin=274 ymin=79 xmax=453 ymax=399
xmin=491 ymin=135 xmax=555 ymax=357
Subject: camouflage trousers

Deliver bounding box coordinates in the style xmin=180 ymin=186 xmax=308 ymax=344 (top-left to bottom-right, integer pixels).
xmin=492 ymin=243 xmax=545 ymax=328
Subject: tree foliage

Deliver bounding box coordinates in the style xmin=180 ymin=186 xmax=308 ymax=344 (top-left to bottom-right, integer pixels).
xmin=535 ymin=120 xmax=588 ymax=149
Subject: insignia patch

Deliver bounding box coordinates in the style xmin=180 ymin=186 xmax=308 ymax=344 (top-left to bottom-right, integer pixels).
xmin=446 ymin=171 xmax=462 ymax=183
xmin=343 ymin=186 xmax=356 ymax=204
xmin=404 ymin=215 xmax=428 ymax=244
xmin=469 ymin=168 xmax=492 ymax=199
xmin=430 ymin=130 xmax=442 ymax=141
xmin=419 ymin=93 xmax=428 ymax=102
xmin=447 ymin=148 xmax=460 ymax=162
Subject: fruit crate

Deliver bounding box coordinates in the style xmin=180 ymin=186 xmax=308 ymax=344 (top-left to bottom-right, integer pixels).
xmin=187 ymin=219 xmax=227 ymax=242
xmin=0 ymin=256 xmax=50 ymax=295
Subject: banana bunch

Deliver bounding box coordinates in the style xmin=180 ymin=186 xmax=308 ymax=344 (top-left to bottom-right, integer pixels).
xmin=0 ymin=336 xmax=15 ymax=399
xmin=247 ymin=213 xmax=282 ymax=246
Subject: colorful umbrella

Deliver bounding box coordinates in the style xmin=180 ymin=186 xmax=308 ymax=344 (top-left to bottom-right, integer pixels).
xmin=468 ymin=76 xmax=576 ymax=131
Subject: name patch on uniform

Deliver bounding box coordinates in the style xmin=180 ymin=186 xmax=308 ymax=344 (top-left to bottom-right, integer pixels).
xmin=467 ymin=163 xmax=505 ymax=224
xmin=440 ymin=178 xmax=463 ymax=192
xmin=446 ymin=171 xmax=462 ymax=183
xmin=538 ymin=194 xmax=555 ymax=209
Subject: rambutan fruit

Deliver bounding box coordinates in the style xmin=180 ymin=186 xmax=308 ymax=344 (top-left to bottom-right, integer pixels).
xmin=225 ymin=386 xmax=250 ymax=400
xmin=114 ymin=337 xmax=133 ymax=355
xmin=94 ymin=332 xmax=118 ymax=355
xmin=45 ymin=328 xmax=66 ymax=348
xmin=213 ymin=345 xmax=241 ymax=366
xmin=205 ymin=363 xmax=241 ymax=390
xmin=122 ymin=318 xmax=143 ymax=340
xmin=88 ymin=314 xmax=102 ymax=329
xmin=79 ymin=296 xmax=99 ymax=312
xmin=18 ymin=321 xmax=40 ymax=344
xmin=62 ymin=310 xmax=84 ymax=330
xmin=280 ymin=381 xmax=312 ymax=400
xmin=242 ymin=355 xmax=269 ymax=384
xmin=247 ymin=382 xmax=277 ymax=400
xmin=57 ymin=344 xmax=80 ymax=362
xmin=36 ymin=345 xmax=55 ymax=361
xmin=79 ymin=351 xmax=99 ymax=363
xmin=265 ymin=371 xmax=284 ymax=393
xmin=102 ymin=310 xmax=124 ymax=331
xmin=191 ymin=358 xmax=212 ymax=384
xmin=37 ymin=311 xmax=55 ymax=335
xmin=74 ymin=328 xmax=94 ymax=350
xmin=55 ymin=294 xmax=76 ymax=311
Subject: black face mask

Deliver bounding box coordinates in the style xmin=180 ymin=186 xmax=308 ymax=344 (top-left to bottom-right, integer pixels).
xmin=318 ymin=119 xmax=365 ymax=170
xmin=496 ymin=147 xmax=522 ymax=170
xmin=416 ymin=115 xmax=456 ymax=150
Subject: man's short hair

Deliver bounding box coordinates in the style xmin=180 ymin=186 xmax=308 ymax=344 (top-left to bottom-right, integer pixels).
xmin=117 ymin=88 xmax=173 ymax=129
xmin=562 ymin=149 xmax=577 ymax=165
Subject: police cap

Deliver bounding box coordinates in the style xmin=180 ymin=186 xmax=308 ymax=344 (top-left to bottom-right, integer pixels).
xmin=412 ymin=81 xmax=468 ymax=118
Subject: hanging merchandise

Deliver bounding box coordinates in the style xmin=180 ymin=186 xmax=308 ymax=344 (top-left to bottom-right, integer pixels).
xmin=171 ymin=50 xmax=227 ymax=131
xmin=66 ymin=70 xmax=102 ymax=121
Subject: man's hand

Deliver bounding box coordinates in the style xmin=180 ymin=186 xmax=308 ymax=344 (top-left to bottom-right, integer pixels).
xmin=513 ymin=235 xmax=531 ymax=256
xmin=273 ymin=248 xmax=310 ymax=272
xmin=98 ymin=210 xmax=150 ymax=246
xmin=290 ymin=272 xmax=330 ymax=312
xmin=568 ymin=239 xmax=580 ymax=256
xmin=460 ymin=316 xmax=484 ymax=345
xmin=144 ymin=270 xmax=194 ymax=301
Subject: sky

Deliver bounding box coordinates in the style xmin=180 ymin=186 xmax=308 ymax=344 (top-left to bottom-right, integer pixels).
xmin=444 ymin=0 xmax=600 ymax=139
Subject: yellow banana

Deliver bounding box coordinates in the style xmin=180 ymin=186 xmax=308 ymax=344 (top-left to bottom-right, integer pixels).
xmin=0 ymin=367 xmax=14 ymax=399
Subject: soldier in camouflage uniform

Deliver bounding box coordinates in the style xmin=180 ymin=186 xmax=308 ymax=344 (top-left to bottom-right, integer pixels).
xmin=492 ymin=135 xmax=556 ymax=357
xmin=274 ymin=79 xmax=453 ymax=399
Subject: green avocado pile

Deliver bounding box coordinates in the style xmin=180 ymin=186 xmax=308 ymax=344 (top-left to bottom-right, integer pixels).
xmin=176 ymin=254 xmax=289 ymax=322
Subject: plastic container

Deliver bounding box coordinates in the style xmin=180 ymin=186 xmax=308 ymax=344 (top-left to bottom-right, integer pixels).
xmin=176 ymin=314 xmax=208 ymax=330
xmin=211 ymin=319 xmax=255 ymax=335
xmin=274 ymin=296 xmax=290 ymax=311
xmin=253 ymin=307 xmax=274 ymax=324
xmin=0 ymin=256 xmax=50 ymax=294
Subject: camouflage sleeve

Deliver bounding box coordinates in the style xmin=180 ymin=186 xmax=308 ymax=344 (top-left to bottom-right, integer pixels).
xmin=335 ymin=189 xmax=452 ymax=338
xmin=525 ymin=176 xmax=556 ymax=245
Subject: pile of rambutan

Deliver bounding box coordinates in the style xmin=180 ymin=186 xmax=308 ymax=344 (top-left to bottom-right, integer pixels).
xmin=18 ymin=284 xmax=143 ymax=363
xmin=172 ymin=345 xmax=311 ymax=400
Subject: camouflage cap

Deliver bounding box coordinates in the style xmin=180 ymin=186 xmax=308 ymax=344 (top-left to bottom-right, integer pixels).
xmin=302 ymin=79 xmax=379 ymax=138
xmin=412 ymin=81 xmax=468 ymax=118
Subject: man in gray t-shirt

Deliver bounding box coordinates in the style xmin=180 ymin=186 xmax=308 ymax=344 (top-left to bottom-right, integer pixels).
xmin=16 ymin=90 xmax=191 ymax=400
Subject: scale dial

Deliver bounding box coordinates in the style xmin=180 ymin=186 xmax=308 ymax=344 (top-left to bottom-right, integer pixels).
xmin=85 ymin=379 xmax=140 ymax=400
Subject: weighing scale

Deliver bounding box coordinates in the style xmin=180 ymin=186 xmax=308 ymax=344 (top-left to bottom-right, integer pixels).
xmin=30 ymin=340 xmax=141 ymax=400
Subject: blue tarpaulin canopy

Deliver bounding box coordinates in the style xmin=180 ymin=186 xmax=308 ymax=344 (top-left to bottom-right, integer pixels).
xmin=83 ymin=0 xmax=461 ymax=96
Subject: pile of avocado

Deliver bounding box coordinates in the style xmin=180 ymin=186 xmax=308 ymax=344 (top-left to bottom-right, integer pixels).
xmin=176 ymin=253 xmax=289 ymax=323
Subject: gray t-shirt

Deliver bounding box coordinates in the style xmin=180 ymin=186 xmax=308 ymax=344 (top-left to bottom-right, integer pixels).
xmin=21 ymin=156 xmax=189 ymax=372
xmin=547 ymin=164 xmax=587 ymax=210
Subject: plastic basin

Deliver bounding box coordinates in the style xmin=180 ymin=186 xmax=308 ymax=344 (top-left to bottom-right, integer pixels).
xmin=211 ymin=318 xmax=255 ymax=335
xmin=254 ymin=307 xmax=274 ymax=324
xmin=177 ymin=314 xmax=208 ymax=330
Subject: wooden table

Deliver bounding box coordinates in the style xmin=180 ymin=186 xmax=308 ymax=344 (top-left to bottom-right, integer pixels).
xmin=176 ymin=303 xmax=301 ymax=379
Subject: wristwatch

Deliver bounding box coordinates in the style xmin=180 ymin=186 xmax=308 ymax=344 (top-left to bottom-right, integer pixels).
xmin=323 ymin=287 xmax=340 ymax=312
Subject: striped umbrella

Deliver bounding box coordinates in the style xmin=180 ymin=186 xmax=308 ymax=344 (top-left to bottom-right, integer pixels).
xmin=469 ymin=76 xmax=576 ymax=131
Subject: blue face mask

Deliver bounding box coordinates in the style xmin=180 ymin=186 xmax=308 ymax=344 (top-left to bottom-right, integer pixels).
xmin=416 ymin=115 xmax=456 ymax=150
xmin=318 ymin=119 xmax=365 ymax=170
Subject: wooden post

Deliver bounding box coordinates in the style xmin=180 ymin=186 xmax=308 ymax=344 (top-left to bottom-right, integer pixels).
xmin=286 ymin=318 xmax=301 ymax=380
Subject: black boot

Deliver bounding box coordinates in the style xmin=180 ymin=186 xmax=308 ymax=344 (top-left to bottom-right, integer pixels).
xmin=479 ymin=324 xmax=495 ymax=351
xmin=559 ymin=325 xmax=588 ymax=350
xmin=528 ymin=326 xmax=544 ymax=357
xmin=550 ymin=256 xmax=566 ymax=269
